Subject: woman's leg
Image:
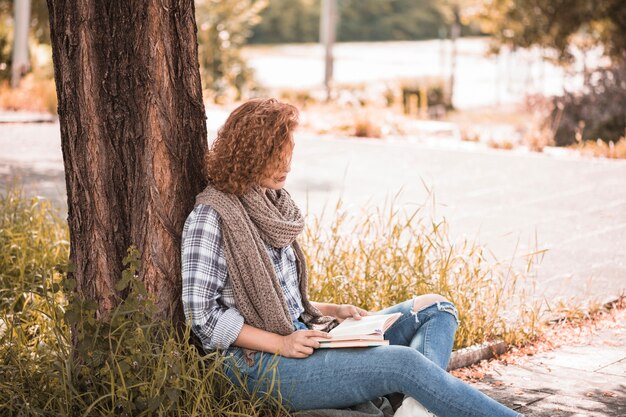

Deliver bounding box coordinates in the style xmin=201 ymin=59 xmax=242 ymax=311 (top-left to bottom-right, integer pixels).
xmin=374 ymin=295 xmax=459 ymax=370
xmin=223 ymin=345 xmax=522 ymax=417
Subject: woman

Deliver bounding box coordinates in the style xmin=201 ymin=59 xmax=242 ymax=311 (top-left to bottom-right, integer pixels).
xmin=181 ymin=98 xmax=523 ymax=417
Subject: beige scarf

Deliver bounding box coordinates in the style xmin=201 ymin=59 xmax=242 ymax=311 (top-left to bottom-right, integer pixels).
xmin=195 ymin=182 xmax=337 ymax=363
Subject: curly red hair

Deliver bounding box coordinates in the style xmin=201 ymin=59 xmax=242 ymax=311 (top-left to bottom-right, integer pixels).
xmin=204 ymin=98 xmax=299 ymax=195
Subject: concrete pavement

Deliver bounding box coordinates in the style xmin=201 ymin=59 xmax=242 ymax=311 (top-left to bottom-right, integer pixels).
xmin=470 ymin=314 xmax=626 ymax=416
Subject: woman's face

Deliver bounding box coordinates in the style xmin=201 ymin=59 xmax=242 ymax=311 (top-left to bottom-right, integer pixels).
xmin=259 ymin=140 xmax=294 ymax=191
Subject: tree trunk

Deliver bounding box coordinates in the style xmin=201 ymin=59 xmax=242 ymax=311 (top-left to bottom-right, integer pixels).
xmin=46 ymin=0 xmax=208 ymax=322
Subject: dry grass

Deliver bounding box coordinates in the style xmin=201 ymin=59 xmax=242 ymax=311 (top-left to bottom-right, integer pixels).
xmin=0 ymin=74 xmax=57 ymax=115
xmin=302 ymin=195 xmax=547 ymax=350
xmin=570 ymin=137 xmax=626 ymax=159
xmin=523 ymin=127 xmax=555 ymax=152
xmin=353 ymin=116 xmax=383 ymax=138
xmin=487 ymin=139 xmax=515 ymax=150
xmin=0 ymin=188 xmax=290 ymax=416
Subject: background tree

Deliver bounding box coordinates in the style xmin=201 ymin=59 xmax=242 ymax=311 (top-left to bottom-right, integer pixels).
xmin=249 ymin=0 xmax=463 ymax=44
xmin=249 ymin=0 xmax=319 ymax=44
xmin=481 ymin=0 xmax=626 ymax=66
xmin=339 ymin=0 xmax=445 ymax=42
xmin=0 ymin=0 xmax=49 ymax=81
xmin=196 ymin=0 xmax=268 ymax=102
xmin=481 ymin=0 xmax=626 ymax=145
xmin=46 ymin=0 xmax=208 ymax=321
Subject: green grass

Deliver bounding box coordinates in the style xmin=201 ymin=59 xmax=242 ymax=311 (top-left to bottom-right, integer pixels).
xmin=0 ymin=185 xmax=581 ymax=415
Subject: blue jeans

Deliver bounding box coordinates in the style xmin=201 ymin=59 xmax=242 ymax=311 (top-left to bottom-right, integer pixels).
xmin=223 ymin=299 xmax=523 ymax=417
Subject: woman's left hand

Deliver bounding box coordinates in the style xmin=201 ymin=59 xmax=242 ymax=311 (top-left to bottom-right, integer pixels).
xmin=335 ymin=304 xmax=368 ymax=322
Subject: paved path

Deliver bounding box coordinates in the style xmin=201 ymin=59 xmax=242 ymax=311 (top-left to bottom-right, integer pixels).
xmin=1 ymin=122 xmax=625 ymax=306
xmin=472 ymin=321 xmax=626 ymax=416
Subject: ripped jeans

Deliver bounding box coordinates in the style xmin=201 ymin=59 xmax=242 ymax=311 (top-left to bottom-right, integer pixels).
xmin=223 ymin=299 xmax=523 ymax=417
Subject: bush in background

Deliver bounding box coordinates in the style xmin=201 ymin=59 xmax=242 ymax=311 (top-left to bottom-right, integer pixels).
xmin=551 ymin=66 xmax=626 ymax=146
xmin=196 ymin=0 xmax=269 ymax=103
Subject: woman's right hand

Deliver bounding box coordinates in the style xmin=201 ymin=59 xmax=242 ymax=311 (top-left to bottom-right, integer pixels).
xmin=279 ymin=330 xmax=331 ymax=358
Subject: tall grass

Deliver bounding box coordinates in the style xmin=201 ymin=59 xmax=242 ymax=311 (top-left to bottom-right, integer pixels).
xmin=303 ymin=196 xmax=546 ymax=348
xmin=0 ymin=189 xmax=288 ymax=416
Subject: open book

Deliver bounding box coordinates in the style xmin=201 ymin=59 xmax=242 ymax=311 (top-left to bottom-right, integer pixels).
xmin=315 ymin=312 xmax=402 ymax=348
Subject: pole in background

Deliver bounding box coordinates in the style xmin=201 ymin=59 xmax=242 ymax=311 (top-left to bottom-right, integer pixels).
xmin=11 ymin=0 xmax=31 ymax=88
xmin=439 ymin=26 xmax=447 ymax=81
xmin=448 ymin=5 xmax=460 ymax=109
xmin=320 ymin=0 xmax=337 ymax=102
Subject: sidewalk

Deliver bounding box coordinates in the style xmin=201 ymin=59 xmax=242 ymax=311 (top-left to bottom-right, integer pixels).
xmin=465 ymin=310 xmax=626 ymax=416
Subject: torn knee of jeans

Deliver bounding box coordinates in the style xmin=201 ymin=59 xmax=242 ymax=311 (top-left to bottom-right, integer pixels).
xmin=436 ymin=301 xmax=460 ymax=327
xmin=409 ymin=296 xmax=461 ymax=327
xmin=409 ymin=306 xmax=421 ymax=325
xmin=410 ymin=294 xmax=447 ymax=314
xmin=409 ymin=296 xmax=420 ymax=324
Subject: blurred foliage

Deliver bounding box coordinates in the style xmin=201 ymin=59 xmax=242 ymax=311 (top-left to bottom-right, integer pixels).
xmin=480 ymin=0 xmax=626 ymax=148
xmin=550 ymin=66 xmax=626 ymax=146
xmin=572 ymin=136 xmax=626 ymax=159
xmin=196 ymin=0 xmax=268 ymax=102
xmin=250 ymin=0 xmax=481 ymax=44
xmin=249 ymin=0 xmax=320 ymax=44
xmin=0 ymin=18 xmax=11 ymax=81
xmin=481 ymin=0 xmax=626 ymax=65
xmin=339 ymin=0 xmax=445 ymax=42
xmin=0 ymin=0 xmax=49 ymax=81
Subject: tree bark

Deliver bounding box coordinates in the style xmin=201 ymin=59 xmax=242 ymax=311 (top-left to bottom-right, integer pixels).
xmin=47 ymin=0 xmax=208 ymax=321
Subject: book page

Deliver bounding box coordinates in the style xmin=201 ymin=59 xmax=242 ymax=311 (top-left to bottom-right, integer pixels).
xmin=328 ymin=312 xmax=401 ymax=338
xmin=318 ymin=340 xmax=390 ymax=348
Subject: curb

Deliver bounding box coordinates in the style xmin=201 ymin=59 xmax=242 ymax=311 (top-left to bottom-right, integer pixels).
xmin=446 ymin=294 xmax=624 ymax=371
xmin=447 ymin=340 xmax=506 ymax=371
xmin=0 ymin=112 xmax=56 ymax=123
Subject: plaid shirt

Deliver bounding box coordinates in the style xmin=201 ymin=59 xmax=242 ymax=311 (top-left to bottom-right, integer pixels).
xmin=181 ymin=203 xmax=305 ymax=353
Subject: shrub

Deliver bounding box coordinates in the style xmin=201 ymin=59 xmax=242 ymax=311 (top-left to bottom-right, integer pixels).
xmin=572 ymin=137 xmax=626 ymax=159
xmin=353 ymin=116 xmax=383 ymax=138
xmin=195 ymin=0 xmax=268 ymax=103
xmin=550 ymin=66 xmax=626 ymax=146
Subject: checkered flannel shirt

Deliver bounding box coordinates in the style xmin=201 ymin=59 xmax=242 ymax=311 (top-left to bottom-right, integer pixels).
xmin=181 ymin=204 xmax=305 ymax=353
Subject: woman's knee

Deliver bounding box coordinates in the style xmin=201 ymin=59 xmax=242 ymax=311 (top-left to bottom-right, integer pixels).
xmin=411 ymin=293 xmax=450 ymax=312
xmin=411 ymin=294 xmax=460 ymax=326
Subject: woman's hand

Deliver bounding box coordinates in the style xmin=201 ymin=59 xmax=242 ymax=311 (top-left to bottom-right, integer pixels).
xmin=280 ymin=330 xmax=331 ymax=358
xmin=335 ymin=304 xmax=368 ymax=322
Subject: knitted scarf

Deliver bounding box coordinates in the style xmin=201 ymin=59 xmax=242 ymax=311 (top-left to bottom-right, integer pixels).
xmin=195 ymin=182 xmax=338 ymax=363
